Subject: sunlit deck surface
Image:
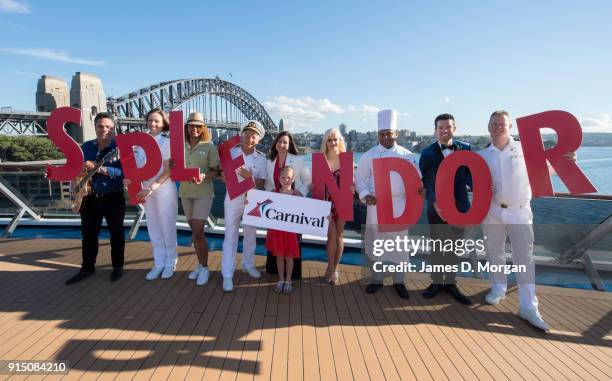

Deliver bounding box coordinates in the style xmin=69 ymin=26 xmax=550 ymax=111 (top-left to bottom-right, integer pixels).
xmin=0 ymin=237 xmax=610 ymax=380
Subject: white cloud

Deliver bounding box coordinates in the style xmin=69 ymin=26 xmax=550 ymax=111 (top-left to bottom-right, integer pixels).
xmin=348 ymin=104 xmax=410 ymax=118
xmin=443 ymin=96 xmax=451 ymax=103
xmin=362 ymin=104 xmax=380 ymax=114
xmin=264 ymin=95 xmax=344 ymax=129
xmin=347 ymin=104 xmax=380 ymax=116
xmin=0 ymin=0 xmax=30 ymax=13
xmin=0 ymin=47 xmax=106 ymax=66
xmin=580 ymin=114 xmax=612 ymax=133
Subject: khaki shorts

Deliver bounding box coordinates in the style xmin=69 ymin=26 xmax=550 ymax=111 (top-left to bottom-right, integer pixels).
xmin=181 ymin=197 xmax=213 ymax=220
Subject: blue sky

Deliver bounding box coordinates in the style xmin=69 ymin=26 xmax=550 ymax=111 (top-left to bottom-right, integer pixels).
xmin=1 ymin=0 xmax=611 ymax=135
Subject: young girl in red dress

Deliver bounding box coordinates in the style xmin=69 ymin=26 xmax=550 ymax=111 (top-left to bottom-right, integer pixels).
xmin=265 ymin=166 xmax=300 ymax=294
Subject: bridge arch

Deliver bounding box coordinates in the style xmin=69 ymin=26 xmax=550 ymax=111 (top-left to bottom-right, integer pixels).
xmin=107 ymin=78 xmax=277 ymax=132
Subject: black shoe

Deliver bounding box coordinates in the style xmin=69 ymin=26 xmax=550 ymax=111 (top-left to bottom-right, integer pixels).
xmin=422 ymin=283 xmax=442 ymax=298
xmin=444 ymin=284 xmax=472 ymax=305
xmin=65 ymin=271 xmax=93 ymax=285
xmin=365 ymin=283 xmax=382 ymax=294
xmin=110 ymin=268 xmax=123 ymax=282
xmin=394 ymin=283 xmax=410 ymax=299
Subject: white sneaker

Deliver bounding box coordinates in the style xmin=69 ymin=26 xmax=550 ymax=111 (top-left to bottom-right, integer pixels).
xmin=242 ymin=266 xmax=261 ymax=279
xmin=223 ymin=277 xmax=233 ymax=292
xmin=145 ymin=266 xmax=163 ymax=281
xmin=161 ymin=266 xmax=175 ymax=279
xmin=519 ymin=308 xmax=550 ymax=332
xmin=188 ymin=264 xmax=202 ymax=280
xmin=485 ymin=290 xmax=506 ymax=305
xmin=196 ymin=267 xmax=209 ymax=286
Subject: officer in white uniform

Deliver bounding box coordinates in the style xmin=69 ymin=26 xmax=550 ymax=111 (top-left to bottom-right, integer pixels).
xmin=478 ymin=110 xmax=576 ymax=332
xmin=355 ymin=109 xmax=420 ymax=299
xmin=221 ymin=120 xmax=267 ymax=292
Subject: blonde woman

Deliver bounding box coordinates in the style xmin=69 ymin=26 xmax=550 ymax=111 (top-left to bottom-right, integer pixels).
xmin=180 ymin=112 xmax=219 ymax=286
xmin=320 ymin=128 xmax=353 ymax=285
xmin=126 ymin=108 xmax=178 ymax=281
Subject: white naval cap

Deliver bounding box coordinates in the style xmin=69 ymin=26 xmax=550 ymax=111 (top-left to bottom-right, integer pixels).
xmin=377 ymin=109 xmax=398 ymax=131
xmin=240 ymin=120 xmax=265 ymax=139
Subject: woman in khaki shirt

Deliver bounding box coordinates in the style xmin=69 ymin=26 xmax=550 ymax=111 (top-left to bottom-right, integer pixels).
xmin=179 ymin=112 xmax=220 ymax=286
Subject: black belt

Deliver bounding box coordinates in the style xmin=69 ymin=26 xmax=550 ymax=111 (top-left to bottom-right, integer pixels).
xmin=90 ymin=191 xmax=123 ymax=199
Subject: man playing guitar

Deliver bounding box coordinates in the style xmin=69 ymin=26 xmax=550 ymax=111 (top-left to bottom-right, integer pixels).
xmin=65 ymin=112 xmax=126 ymax=284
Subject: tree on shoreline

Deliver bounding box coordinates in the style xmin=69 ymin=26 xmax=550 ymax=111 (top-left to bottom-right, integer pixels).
xmin=0 ymin=136 xmax=64 ymax=162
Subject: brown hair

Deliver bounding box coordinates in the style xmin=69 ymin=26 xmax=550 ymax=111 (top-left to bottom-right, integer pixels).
xmin=145 ymin=108 xmax=170 ymax=132
xmin=184 ymin=122 xmax=211 ymax=143
xmin=489 ymin=110 xmax=511 ymax=122
xmin=269 ymin=131 xmax=299 ymax=160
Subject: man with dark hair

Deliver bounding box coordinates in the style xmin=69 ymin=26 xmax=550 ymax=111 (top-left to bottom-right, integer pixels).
xmin=356 ymin=109 xmax=419 ymax=300
xmin=418 ymin=113 xmax=472 ymax=304
xmin=66 ymin=112 xmax=126 ymax=284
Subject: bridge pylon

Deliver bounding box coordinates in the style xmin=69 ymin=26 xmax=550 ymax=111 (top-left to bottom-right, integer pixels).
xmin=70 ymin=72 xmax=106 ymax=143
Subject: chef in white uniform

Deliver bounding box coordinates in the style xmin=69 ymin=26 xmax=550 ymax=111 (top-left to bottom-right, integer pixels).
xmin=478 ymin=110 xmax=576 ymax=332
xmin=355 ymin=109 xmax=420 ymax=299
xmin=221 ymin=120 xmax=267 ymax=292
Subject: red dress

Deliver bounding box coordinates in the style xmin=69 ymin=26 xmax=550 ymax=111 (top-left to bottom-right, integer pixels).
xmin=324 ymin=169 xmax=341 ymax=218
xmin=265 ymin=189 xmax=300 ymax=258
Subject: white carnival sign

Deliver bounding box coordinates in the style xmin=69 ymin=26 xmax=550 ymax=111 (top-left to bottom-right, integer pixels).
xmin=242 ymin=189 xmax=332 ymax=237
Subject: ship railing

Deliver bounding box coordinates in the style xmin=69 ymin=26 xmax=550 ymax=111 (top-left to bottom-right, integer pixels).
xmin=1 ymin=171 xmax=610 ymax=290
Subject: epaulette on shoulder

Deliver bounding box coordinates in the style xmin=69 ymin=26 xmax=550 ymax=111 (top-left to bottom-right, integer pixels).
xmin=255 ymin=149 xmax=266 ymax=156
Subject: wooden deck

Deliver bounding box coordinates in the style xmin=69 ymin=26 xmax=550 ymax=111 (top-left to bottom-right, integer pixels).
xmin=0 ymin=237 xmax=610 ymax=380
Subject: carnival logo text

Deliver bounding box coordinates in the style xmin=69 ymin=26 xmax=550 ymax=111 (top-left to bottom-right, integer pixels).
xmin=248 ymin=199 xmax=325 ymax=227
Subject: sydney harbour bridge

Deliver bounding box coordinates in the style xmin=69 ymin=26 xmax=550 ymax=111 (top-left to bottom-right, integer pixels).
xmin=0 ymin=72 xmax=279 ymax=143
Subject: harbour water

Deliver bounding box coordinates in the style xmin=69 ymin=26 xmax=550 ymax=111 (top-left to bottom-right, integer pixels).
xmin=304 ymin=146 xmax=612 ymax=195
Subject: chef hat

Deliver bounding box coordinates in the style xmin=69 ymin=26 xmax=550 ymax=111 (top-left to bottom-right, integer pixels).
xmin=377 ymin=109 xmax=398 ymax=131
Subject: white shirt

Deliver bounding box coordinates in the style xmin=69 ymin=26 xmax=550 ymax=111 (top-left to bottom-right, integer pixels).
xmin=229 ymin=145 xmax=267 ymax=182
xmin=265 ymin=153 xmax=312 ymax=196
xmin=478 ymin=138 xmax=531 ymax=208
xmin=355 ymin=143 xmax=419 ymax=201
xmin=438 ymin=140 xmax=454 ymax=158
xmin=224 ymin=146 xmax=267 ymax=203
xmin=135 ymin=134 xmax=171 ymax=184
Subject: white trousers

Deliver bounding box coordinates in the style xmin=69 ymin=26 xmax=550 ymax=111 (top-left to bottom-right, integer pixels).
xmin=143 ymin=181 xmax=178 ymax=268
xmin=222 ymin=193 xmax=256 ymax=279
xmin=482 ymin=205 xmax=538 ymax=311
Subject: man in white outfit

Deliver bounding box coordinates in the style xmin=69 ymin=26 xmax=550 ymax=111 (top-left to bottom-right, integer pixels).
xmin=221 ymin=120 xmax=267 ymax=292
xmin=478 ymin=110 xmax=576 ymax=332
xmin=355 ymin=109 xmax=420 ymax=299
